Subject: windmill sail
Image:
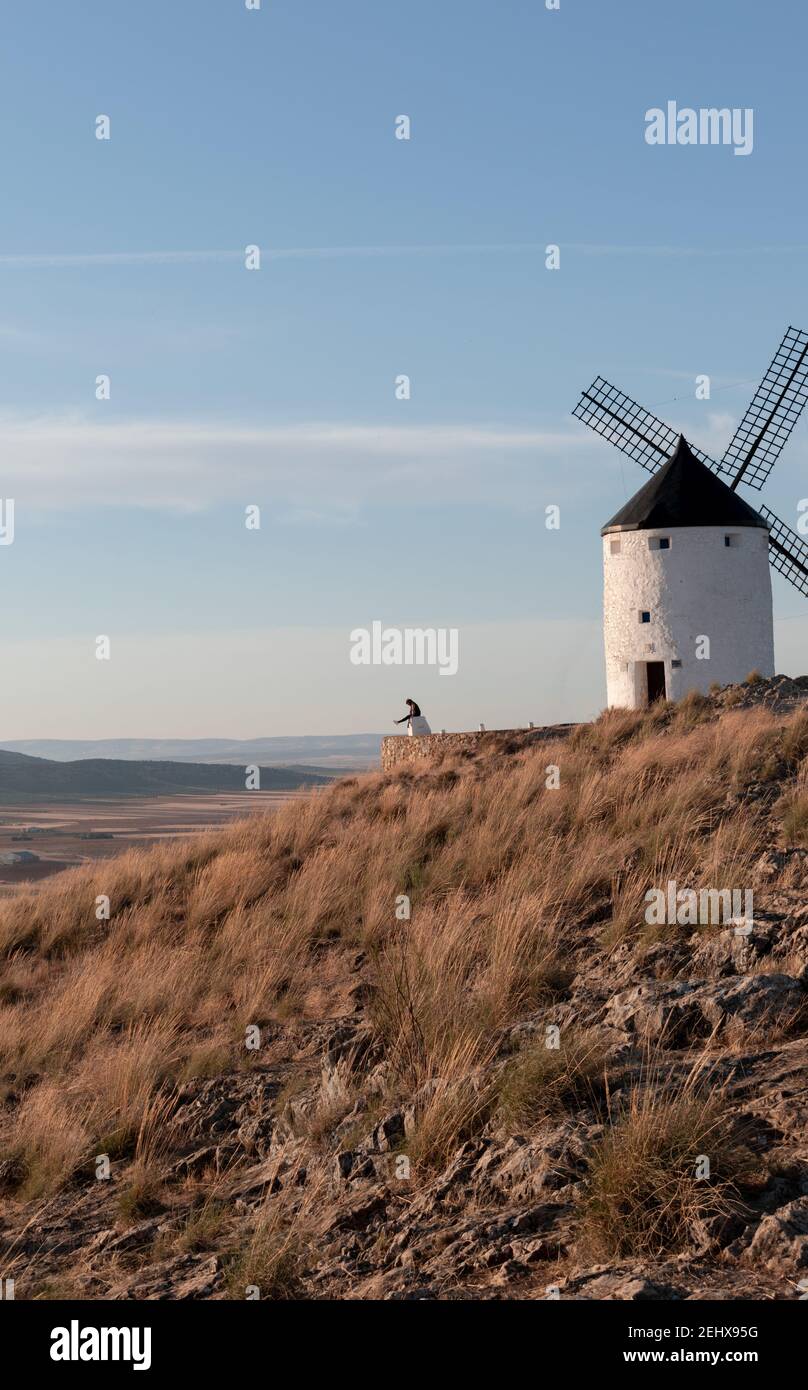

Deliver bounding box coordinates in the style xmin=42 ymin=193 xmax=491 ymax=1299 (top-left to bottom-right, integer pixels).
xmin=757 ymin=504 xmax=808 ymax=597
xmin=723 ymin=326 xmax=808 ymax=490
xmin=572 ymin=377 xmax=722 ymax=476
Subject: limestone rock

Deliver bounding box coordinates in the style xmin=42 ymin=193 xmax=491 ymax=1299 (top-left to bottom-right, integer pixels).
xmin=743 ymin=1198 xmax=808 ymax=1275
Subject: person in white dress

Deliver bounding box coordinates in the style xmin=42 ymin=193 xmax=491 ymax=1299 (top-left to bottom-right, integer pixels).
xmin=394 ymin=698 xmax=432 ymax=736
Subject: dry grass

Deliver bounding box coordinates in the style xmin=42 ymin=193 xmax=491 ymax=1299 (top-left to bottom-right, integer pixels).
xmin=777 ymin=743 xmax=808 ymax=845
xmin=0 ymin=701 xmax=803 ymax=1198
xmin=404 ymin=1034 xmax=499 ymax=1172
xmin=4 ymin=1082 xmax=89 ymax=1199
xmin=173 ymin=1197 xmax=228 ymax=1254
xmin=581 ymin=1061 xmax=750 ymax=1259
xmin=496 ymin=1029 xmax=611 ymax=1130
xmin=226 ymin=1153 xmax=322 ymax=1299
xmin=780 ymin=794 xmax=808 ymax=846
xmin=115 ymin=1091 xmax=178 ymax=1222
xmin=289 ymin=1060 xmax=359 ymax=1149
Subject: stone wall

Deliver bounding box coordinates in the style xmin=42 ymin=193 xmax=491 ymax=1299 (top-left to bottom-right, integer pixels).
xmin=380 ymin=724 xmax=577 ymax=773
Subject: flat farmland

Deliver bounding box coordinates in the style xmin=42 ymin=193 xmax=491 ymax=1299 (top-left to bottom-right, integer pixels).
xmin=0 ymin=789 xmax=321 ymax=893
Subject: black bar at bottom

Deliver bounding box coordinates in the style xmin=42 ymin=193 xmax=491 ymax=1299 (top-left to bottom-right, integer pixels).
xmin=2 ymin=1295 xmax=799 ymax=1377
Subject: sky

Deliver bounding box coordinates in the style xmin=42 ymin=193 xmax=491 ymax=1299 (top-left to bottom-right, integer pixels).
xmin=1 ymin=0 xmax=807 ymax=738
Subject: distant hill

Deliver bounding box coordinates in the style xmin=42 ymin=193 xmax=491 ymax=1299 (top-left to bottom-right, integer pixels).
xmin=0 ymin=734 xmax=382 ymax=771
xmin=0 ymin=749 xmax=332 ymax=799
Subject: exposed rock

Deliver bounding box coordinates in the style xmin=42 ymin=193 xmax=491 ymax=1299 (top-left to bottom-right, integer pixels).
xmin=696 ymin=974 xmax=805 ymax=1039
xmin=688 ymin=925 xmax=778 ymax=978
xmin=754 ymin=848 xmax=808 ymax=885
xmin=88 ymin=1216 xmax=166 ymax=1256
xmin=111 ymin=1254 xmax=223 ymax=1301
xmin=714 ymin=673 xmax=808 ymax=714
xmin=167 ymin=1145 xmax=224 ymax=1179
xmin=742 ymin=1198 xmax=808 ymax=1274
xmin=604 ymin=981 xmax=704 ymax=1044
xmin=317 ymin=1187 xmax=389 ymax=1235
xmin=372 ymin=1110 xmax=406 ymax=1153
xmin=334 ymin=1150 xmax=355 ymax=1182
xmin=604 ymin=973 xmax=804 ymax=1045
xmin=563 ymin=1267 xmax=683 ymax=1300
xmin=236 ymin=1114 xmax=275 ymax=1158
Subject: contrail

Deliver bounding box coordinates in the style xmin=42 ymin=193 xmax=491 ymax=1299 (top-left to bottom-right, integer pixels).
xmin=1 ymin=241 xmax=808 ymax=268
xmin=0 ymin=243 xmax=540 ymax=268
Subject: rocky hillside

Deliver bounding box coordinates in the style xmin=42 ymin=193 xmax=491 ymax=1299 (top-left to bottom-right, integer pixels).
xmin=1 ymin=677 xmax=807 ymax=1300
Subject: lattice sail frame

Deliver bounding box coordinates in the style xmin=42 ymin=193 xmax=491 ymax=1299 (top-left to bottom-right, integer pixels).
xmin=572 ymin=377 xmax=724 ymax=478
xmin=571 ymin=357 xmax=808 ymax=600
xmin=758 ymin=504 xmax=808 ymax=598
xmin=723 ymin=326 xmax=808 ymax=491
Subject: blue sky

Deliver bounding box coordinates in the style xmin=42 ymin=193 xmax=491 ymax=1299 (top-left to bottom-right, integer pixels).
xmin=1 ymin=0 xmax=806 ymax=737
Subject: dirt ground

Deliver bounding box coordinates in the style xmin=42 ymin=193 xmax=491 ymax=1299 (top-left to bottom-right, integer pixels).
xmin=0 ymin=790 xmax=318 ymax=893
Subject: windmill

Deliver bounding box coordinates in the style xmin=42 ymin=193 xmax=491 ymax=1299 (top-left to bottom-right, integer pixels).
xmin=572 ymin=327 xmax=808 ymax=709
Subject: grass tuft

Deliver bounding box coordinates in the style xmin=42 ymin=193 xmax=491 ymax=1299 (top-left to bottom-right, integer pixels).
xmin=581 ymin=1066 xmax=749 ymax=1259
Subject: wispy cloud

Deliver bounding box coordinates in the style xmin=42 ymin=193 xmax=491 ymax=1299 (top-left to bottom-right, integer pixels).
xmin=0 ymin=412 xmax=589 ymax=511
xmin=3 ymin=405 xmax=799 ymax=516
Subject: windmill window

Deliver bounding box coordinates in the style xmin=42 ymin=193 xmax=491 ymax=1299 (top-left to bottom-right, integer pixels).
xmin=724 ymin=534 xmax=740 ymax=548
xmin=639 ymin=610 xmax=651 ymax=624
xmin=609 ymin=539 xmax=621 ymax=555
xmin=648 ymin=536 xmax=671 ymax=551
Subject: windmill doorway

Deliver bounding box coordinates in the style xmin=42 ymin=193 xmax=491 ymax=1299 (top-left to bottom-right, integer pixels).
xmin=645 ymin=661 xmax=667 ymax=704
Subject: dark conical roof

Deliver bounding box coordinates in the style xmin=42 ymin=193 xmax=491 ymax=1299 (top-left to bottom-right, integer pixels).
xmin=601 ymin=436 xmax=768 ymax=535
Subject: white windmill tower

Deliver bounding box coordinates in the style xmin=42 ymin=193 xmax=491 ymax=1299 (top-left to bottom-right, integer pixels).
xmin=573 ymin=328 xmax=808 ymax=709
